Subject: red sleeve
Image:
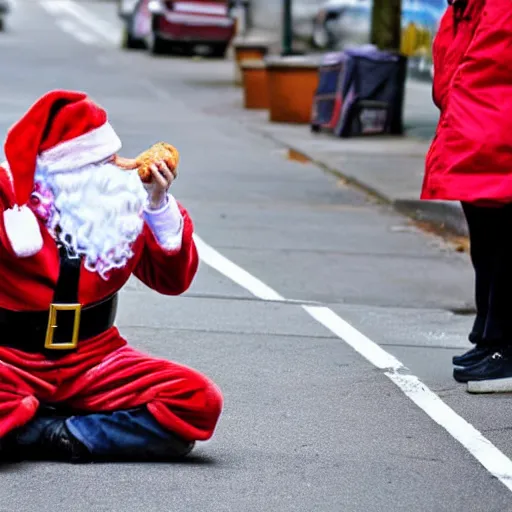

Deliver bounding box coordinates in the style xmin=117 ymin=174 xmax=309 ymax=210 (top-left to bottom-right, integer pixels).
xmin=132 ymin=203 xmax=199 ymax=296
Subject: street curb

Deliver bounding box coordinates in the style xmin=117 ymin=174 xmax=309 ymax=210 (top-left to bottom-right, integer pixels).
xmin=252 ymin=129 xmax=468 ymax=238
xmin=394 ymin=200 xmax=468 ymax=237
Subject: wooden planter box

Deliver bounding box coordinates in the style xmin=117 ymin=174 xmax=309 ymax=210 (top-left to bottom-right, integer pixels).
xmin=265 ymin=56 xmax=321 ymax=124
xmin=241 ymin=60 xmax=269 ymax=110
xmin=233 ymin=39 xmax=269 ymax=85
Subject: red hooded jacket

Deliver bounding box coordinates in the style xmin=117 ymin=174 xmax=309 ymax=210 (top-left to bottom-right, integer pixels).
xmin=422 ymin=0 xmax=512 ymax=204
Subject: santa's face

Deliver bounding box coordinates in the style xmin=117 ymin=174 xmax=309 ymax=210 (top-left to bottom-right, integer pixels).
xmin=32 ymin=158 xmax=147 ymax=280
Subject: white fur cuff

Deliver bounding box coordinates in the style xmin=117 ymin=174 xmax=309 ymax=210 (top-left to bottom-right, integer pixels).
xmin=143 ymin=195 xmax=184 ymax=251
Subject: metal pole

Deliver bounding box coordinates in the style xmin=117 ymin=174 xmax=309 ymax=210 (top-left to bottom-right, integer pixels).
xmin=282 ymin=0 xmax=292 ymax=56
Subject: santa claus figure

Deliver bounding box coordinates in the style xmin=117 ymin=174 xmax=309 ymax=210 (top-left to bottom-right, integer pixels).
xmin=0 ymin=90 xmax=223 ymax=462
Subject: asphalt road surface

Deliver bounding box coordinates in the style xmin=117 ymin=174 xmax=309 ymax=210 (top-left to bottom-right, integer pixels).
xmin=1 ymin=2 xmax=511 ymax=512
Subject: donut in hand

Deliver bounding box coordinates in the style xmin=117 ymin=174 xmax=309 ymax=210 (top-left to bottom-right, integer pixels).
xmin=136 ymin=142 xmax=180 ymax=183
xmin=114 ymin=142 xmax=180 ymax=184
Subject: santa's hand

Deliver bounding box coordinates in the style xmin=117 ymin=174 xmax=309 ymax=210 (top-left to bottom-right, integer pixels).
xmin=145 ymin=160 xmax=178 ymax=210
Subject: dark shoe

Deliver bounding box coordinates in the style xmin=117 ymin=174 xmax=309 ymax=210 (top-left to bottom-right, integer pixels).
xmin=0 ymin=434 xmax=22 ymax=463
xmin=17 ymin=418 xmax=91 ymax=463
xmin=172 ymin=439 xmax=195 ymax=459
xmin=453 ymin=345 xmax=496 ymax=367
xmin=453 ymin=351 xmax=512 ymax=384
xmin=0 ymin=406 xmax=66 ymax=463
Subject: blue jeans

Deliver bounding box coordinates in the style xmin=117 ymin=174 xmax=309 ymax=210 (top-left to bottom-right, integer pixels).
xmin=17 ymin=407 xmax=187 ymax=458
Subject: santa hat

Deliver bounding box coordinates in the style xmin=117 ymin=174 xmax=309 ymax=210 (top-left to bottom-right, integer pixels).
xmin=2 ymin=89 xmax=122 ymax=258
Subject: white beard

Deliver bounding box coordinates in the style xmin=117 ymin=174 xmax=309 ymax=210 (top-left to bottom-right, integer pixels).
xmin=35 ymin=161 xmax=147 ymax=280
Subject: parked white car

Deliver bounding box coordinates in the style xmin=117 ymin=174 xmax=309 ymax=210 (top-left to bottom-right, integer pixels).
xmin=311 ymin=0 xmax=366 ymax=49
xmin=311 ymin=0 xmax=441 ymax=81
xmin=312 ymin=0 xmax=442 ymax=47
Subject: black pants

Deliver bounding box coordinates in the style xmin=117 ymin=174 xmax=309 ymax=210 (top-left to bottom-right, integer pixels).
xmin=462 ymin=202 xmax=512 ymax=350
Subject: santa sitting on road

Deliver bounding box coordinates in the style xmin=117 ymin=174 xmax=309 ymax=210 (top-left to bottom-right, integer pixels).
xmin=0 ymin=89 xmax=223 ymax=462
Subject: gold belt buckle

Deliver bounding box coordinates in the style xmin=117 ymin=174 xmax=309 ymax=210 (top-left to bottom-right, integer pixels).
xmin=44 ymin=303 xmax=82 ymax=350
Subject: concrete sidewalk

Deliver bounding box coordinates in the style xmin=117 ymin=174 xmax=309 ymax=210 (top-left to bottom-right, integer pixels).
xmin=218 ymin=31 xmax=464 ymax=236
xmin=248 ymin=116 xmax=468 ymax=236
xmin=217 ymin=80 xmax=466 ymax=237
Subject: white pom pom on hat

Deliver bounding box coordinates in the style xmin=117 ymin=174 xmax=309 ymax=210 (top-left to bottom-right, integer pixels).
xmin=2 ymin=89 xmax=122 ymax=258
xmin=3 ymin=204 xmax=44 ymax=258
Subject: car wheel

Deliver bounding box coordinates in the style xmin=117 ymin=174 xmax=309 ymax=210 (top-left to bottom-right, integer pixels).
xmin=312 ymin=21 xmax=331 ymax=49
xmin=121 ymin=24 xmax=145 ymax=50
xmin=180 ymin=43 xmax=195 ymax=56
xmin=210 ymin=43 xmax=229 ymax=59
xmin=147 ymin=30 xmax=168 ymax=55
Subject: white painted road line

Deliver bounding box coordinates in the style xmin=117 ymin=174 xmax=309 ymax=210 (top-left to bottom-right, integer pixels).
xmin=193 ymin=235 xmax=285 ymax=302
xmin=39 ymin=0 xmax=63 ymax=15
xmin=304 ymin=305 xmax=403 ymax=371
xmin=388 ymin=372 xmax=512 ymax=491
xmin=55 ymin=18 xmax=98 ymax=45
xmin=40 ymin=0 xmax=119 ymax=46
xmin=193 ymin=233 xmax=512 ymax=493
xmin=56 ymin=0 xmax=120 ymax=45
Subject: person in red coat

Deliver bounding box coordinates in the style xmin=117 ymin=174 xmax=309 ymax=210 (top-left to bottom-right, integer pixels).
xmin=0 ymin=90 xmax=223 ymax=462
xmin=422 ymin=0 xmax=512 ymax=391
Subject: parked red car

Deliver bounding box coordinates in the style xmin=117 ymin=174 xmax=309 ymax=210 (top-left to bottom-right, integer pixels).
xmin=119 ymin=0 xmax=236 ymax=57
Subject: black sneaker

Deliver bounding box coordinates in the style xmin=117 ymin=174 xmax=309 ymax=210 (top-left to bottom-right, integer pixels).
xmin=0 ymin=434 xmax=22 ymax=463
xmin=453 ymin=351 xmax=512 ymax=384
xmin=452 ymin=345 xmax=496 ymax=367
xmin=17 ymin=418 xmax=91 ymax=463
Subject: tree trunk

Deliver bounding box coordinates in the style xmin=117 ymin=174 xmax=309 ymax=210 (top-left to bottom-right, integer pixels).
xmin=370 ymin=0 xmax=402 ymax=52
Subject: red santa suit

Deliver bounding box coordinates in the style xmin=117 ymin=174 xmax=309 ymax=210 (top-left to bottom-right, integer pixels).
xmin=0 ymin=90 xmax=223 ymax=452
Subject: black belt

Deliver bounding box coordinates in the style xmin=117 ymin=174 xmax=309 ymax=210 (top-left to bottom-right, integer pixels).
xmin=0 ymin=244 xmax=118 ymax=358
xmin=0 ymin=294 xmax=118 ymax=355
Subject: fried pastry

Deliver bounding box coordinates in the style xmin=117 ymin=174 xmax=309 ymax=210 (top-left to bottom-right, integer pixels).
xmin=135 ymin=142 xmax=180 ymax=183
xmin=114 ymin=142 xmax=180 ymax=184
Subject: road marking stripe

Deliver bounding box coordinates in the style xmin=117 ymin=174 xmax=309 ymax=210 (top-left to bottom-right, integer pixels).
xmin=304 ymin=306 xmax=403 ymax=371
xmin=55 ymin=18 xmax=98 ymax=45
xmin=193 ymin=233 xmax=512 ymax=493
xmin=40 ymin=0 xmax=119 ymax=46
xmin=387 ymin=372 xmax=512 ymax=490
xmin=39 ymin=0 xmax=63 ymax=14
xmin=193 ymin=235 xmax=284 ymax=302
xmin=57 ymin=0 xmax=120 ymax=45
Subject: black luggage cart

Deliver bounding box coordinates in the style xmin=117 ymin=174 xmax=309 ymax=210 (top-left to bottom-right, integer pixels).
xmin=311 ymin=46 xmax=407 ymax=137
xmin=310 ymin=52 xmax=348 ymax=133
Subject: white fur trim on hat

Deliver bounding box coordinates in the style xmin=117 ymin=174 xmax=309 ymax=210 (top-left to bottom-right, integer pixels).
xmin=3 ymin=205 xmax=43 ymax=258
xmin=36 ymin=122 xmax=122 ymax=174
